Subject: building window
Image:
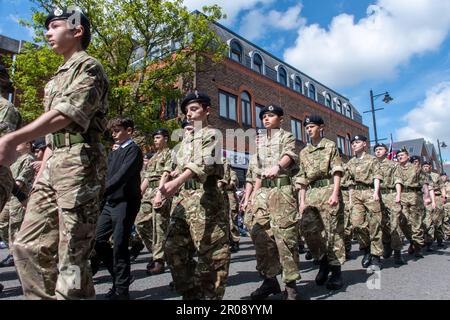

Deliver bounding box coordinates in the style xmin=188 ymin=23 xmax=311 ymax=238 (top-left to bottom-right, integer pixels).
xmin=346 ymin=134 xmax=352 ymax=156
xmin=309 ymin=83 xmax=316 ymax=101
xmin=337 ymin=135 xmax=346 ymax=155
xmin=219 ymin=90 xmax=237 ymax=121
xmin=255 ymin=104 xmax=264 ymax=128
xmin=294 ymin=76 xmax=302 ymax=93
xmin=278 ymin=66 xmax=287 ymax=86
xmin=253 ymin=53 xmax=263 ymax=74
xmin=325 ymin=94 xmax=332 ymax=108
xmin=291 ymin=118 xmax=303 ymax=142
xmin=163 ymin=99 xmax=177 ymax=120
xmin=335 ymin=99 xmax=342 ymax=113
xmin=230 ymin=40 xmax=242 ymax=63
xmin=241 ymin=91 xmax=252 ymax=126
xmin=345 ymin=104 xmax=352 ymax=118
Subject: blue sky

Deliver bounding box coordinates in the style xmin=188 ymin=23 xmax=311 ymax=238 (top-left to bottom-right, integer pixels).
xmin=2 ymin=0 xmax=450 ymax=163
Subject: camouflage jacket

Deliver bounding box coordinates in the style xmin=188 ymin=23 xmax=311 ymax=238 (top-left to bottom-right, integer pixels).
xmin=144 ymin=147 xmax=173 ymax=183
xmin=396 ymin=162 xmax=430 ymax=189
xmin=429 ymin=172 xmax=443 ymax=194
xmin=174 ymin=125 xmax=223 ymax=184
xmin=219 ymin=158 xmax=239 ymax=191
xmin=295 ymin=138 xmax=343 ymax=188
xmin=378 ymin=157 xmax=402 ymax=189
xmin=256 ymin=128 xmax=298 ymax=178
xmin=10 ymin=152 xmax=36 ymax=194
xmin=245 ymin=154 xmax=258 ymax=186
xmin=341 ymin=163 xmax=353 ymax=189
xmin=346 ymin=152 xmax=383 ymax=186
xmin=445 ymin=181 xmax=450 ymax=199
xmin=44 ymin=50 xmax=109 ymax=144
xmin=0 ymin=96 xmax=21 ymax=137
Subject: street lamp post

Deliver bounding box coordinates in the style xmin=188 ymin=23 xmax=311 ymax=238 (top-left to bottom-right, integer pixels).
xmin=365 ymin=90 xmax=393 ymax=144
xmin=437 ymin=139 xmax=447 ymax=174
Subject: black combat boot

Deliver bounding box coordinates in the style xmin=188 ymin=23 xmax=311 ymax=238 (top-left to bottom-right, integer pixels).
xmin=284 ymin=281 xmax=298 ymax=300
xmin=437 ymin=239 xmax=445 ymax=248
xmin=361 ymin=248 xmax=371 ymax=268
xmin=407 ymin=243 xmax=414 ymax=255
xmin=129 ymin=241 xmax=145 ymax=262
xmin=250 ymin=277 xmax=281 ymax=300
xmin=326 ymin=265 xmax=343 ymax=290
xmin=315 ymin=256 xmax=329 ymax=285
xmin=425 ymin=242 xmax=434 ymax=252
xmin=369 ymin=255 xmax=382 ymax=271
xmin=382 ymin=242 xmax=393 ymax=259
xmin=305 ymin=250 xmax=313 ymax=260
xmin=0 ymin=282 xmax=3 ymax=294
xmin=298 ymin=242 xmax=306 ymax=254
xmin=0 ymin=254 xmax=14 ymax=268
xmin=414 ymin=245 xmax=424 ymax=258
xmin=230 ymin=241 xmax=240 ymax=253
xmin=393 ymin=250 xmax=406 ymax=265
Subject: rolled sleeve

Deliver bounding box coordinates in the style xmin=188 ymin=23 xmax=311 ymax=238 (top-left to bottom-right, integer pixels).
xmin=280 ymin=133 xmax=298 ymax=165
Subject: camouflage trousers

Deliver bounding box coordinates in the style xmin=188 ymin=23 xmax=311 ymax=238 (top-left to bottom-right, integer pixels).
xmin=0 ymin=204 xmax=9 ymax=243
xmin=251 ymin=185 xmax=300 ymax=283
xmin=227 ymin=191 xmax=240 ymax=243
xmin=423 ymin=196 xmax=445 ymax=244
xmin=0 ymin=165 xmax=13 ymax=214
xmin=341 ymin=190 xmax=353 ymax=253
xmin=0 ymin=197 xmax=26 ymax=253
xmin=13 ymin=144 xmax=106 ymax=300
xmin=351 ymin=189 xmax=383 ymax=257
xmin=300 ymin=185 xmax=345 ymax=266
xmin=444 ymin=202 xmax=450 ymax=238
xmin=400 ymin=191 xmax=425 ymax=247
xmin=380 ymin=191 xmax=403 ymax=251
xmin=165 ymin=187 xmax=230 ymax=300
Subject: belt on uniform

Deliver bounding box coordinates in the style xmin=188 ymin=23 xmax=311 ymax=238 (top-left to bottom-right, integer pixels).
xmin=353 ymin=184 xmax=372 ymax=191
xmin=148 ymin=180 xmax=159 ymax=188
xmin=53 ymin=132 xmax=99 ymax=148
xmin=310 ymin=178 xmax=333 ymax=189
xmin=261 ymin=177 xmax=291 ymax=188
xmin=380 ymin=188 xmax=396 ymax=194
xmin=341 ymin=186 xmax=349 ymax=191
xmin=402 ymin=186 xmax=421 ymax=193
xmin=184 ymin=179 xmax=201 ymax=190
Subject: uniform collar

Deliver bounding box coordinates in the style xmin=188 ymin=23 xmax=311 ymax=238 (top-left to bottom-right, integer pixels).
xmin=120 ymin=139 xmax=134 ymax=149
xmin=307 ymin=137 xmax=327 ymax=151
xmin=57 ymin=50 xmax=89 ymax=73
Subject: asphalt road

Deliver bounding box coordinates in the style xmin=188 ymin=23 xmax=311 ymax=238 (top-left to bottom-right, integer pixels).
xmin=1 ymin=236 xmax=450 ymax=300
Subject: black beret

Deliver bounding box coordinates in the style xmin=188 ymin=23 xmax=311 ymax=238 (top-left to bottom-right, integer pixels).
xmin=180 ymin=91 xmax=211 ymax=115
xmin=409 ymin=155 xmax=421 ymax=163
xmin=259 ymin=104 xmax=284 ymax=120
xmin=422 ymin=160 xmax=432 ymax=166
xmin=45 ymin=7 xmax=91 ymax=49
xmin=304 ymin=115 xmax=324 ymax=127
xmin=152 ymin=128 xmax=169 ymax=137
xmin=351 ymin=135 xmax=368 ymax=143
xmin=373 ymin=143 xmax=388 ymax=151
xmin=32 ymin=137 xmax=46 ymax=151
xmin=441 ymin=172 xmax=447 ymax=176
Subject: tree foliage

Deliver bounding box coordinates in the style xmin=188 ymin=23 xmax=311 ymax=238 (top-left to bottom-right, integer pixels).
xmin=12 ymin=0 xmax=226 ymax=144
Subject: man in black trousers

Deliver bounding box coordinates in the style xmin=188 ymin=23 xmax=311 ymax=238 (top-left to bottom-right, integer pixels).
xmin=94 ymin=118 xmax=143 ymax=300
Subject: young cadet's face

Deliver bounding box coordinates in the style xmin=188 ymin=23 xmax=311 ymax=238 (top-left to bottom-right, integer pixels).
xmin=397 ymin=152 xmax=409 ymax=164
xmin=186 ymin=102 xmax=209 ymax=123
xmin=374 ymin=147 xmax=387 ymax=158
xmin=422 ymin=164 xmax=431 ymax=173
xmin=46 ymin=20 xmax=78 ymax=54
xmin=153 ymin=134 xmax=167 ymax=149
xmin=111 ymin=126 xmax=132 ymax=145
xmin=305 ymin=124 xmax=321 ymax=139
xmin=351 ymin=140 xmax=366 ymax=153
xmin=441 ymin=175 xmax=448 ymax=183
xmin=16 ymin=142 xmax=30 ymax=153
xmin=262 ymin=113 xmax=281 ymax=129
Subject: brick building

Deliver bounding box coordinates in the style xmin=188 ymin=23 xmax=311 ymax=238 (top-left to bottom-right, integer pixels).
xmin=178 ymin=21 xmax=369 ymax=182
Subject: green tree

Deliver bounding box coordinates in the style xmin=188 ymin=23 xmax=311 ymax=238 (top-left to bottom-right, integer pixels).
xmin=12 ymin=0 xmax=226 ymax=141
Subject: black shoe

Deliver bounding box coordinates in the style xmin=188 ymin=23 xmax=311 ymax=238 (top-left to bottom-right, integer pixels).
xmin=315 ymin=257 xmax=329 ymax=286
xmin=0 ymin=283 xmax=3 ymax=294
xmin=437 ymin=240 xmax=445 ymax=248
xmin=108 ymin=291 xmax=130 ymax=300
xmin=250 ymin=277 xmax=281 ymax=300
xmin=230 ymin=242 xmax=240 ymax=253
xmin=0 ymin=254 xmax=14 ymax=268
xmin=130 ymin=242 xmax=145 ymax=262
xmin=408 ymin=244 xmax=414 ymax=255
xmin=414 ymin=246 xmax=424 ymax=259
xmin=368 ymin=255 xmax=382 ymax=271
xmin=105 ymin=287 xmax=117 ymax=299
xmin=326 ymin=265 xmax=343 ymax=290
xmin=284 ymin=281 xmax=298 ymax=300
xmin=361 ymin=249 xmax=371 ymax=268
xmin=382 ymin=242 xmax=393 ymax=259
xmin=345 ymin=252 xmax=353 ymax=260
xmin=305 ymin=250 xmax=313 ymax=260
xmin=298 ymin=243 xmax=306 ymax=254
xmin=393 ymin=250 xmax=406 ymax=265
xmin=425 ymin=243 xmax=434 ymax=252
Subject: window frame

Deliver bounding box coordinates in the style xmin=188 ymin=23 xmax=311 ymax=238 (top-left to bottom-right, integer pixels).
xmin=219 ymin=90 xmax=238 ymax=122
xmin=230 ymin=40 xmax=243 ymax=63
xmin=290 ymin=118 xmax=303 ymax=142
xmin=277 ymin=66 xmax=288 ymax=86
xmin=308 ymin=83 xmax=316 ymax=101
xmin=255 ymin=104 xmax=264 ymax=129
xmin=240 ymin=91 xmax=252 ymax=127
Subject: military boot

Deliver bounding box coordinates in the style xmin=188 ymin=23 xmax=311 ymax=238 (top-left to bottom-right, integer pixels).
xmin=315 ymin=256 xmax=329 ymax=286
xmin=393 ymin=250 xmax=406 ymax=265
xmin=284 ymin=281 xmax=298 ymax=300
xmin=425 ymin=242 xmax=434 ymax=252
xmin=361 ymin=248 xmax=371 ymax=268
xmin=437 ymin=239 xmax=445 ymax=248
xmin=250 ymin=277 xmax=281 ymax=300
xmin=129 ymin=241 xmax=145 ymax=262
xmin=305 ymin=250 xmax=313 ymax=260
xmin=407 ymin=243 xmax=414 ymax=255
xmin=0 ymin=254 xmax=14 ymax=268
xmin=298 ymin=243 xmax=306 ymax=254
xmin=230 ymin=241 xmax=240 ymax=253
xmin=414 ymin=245 xmax=424 ymax=258
xmin=382 ymin=242 xmax=393 ymax=259
xmin=0 ymin=282 xmax=3 ymax=294
xmin=147 ymin=260 xmax=165 ymax=275
xmin=326 ymin=265 xmax=343 ymax=290
xmin=368 ymin=255 xmax=382 ymax=271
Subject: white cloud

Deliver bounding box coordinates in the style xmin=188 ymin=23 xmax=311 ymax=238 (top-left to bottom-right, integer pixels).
xmin=8 ymin=14 xmax=20 ymax=24
xmin=182 ymin=0 xmax=275 ymax=25
xmin=396 ymin=82 xmax=450 ymax=150
xmin=283 ymin=0 xmax=450 ymax=89
xmin=239 ymin=4 xmax=305 ymax=41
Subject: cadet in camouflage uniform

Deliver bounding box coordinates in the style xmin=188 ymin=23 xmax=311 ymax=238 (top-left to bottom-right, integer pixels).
xmin=373 ymin=143 xmax=405 ymax=265
xmin=422 ymin=161 xmax=445 ymax=249
xmin=295 ymin=115 xmax=345 ymax=290
xmin=241 ymin=154 xmax=257 ymax=231
xmin=0 ymin=65 xmax=22 ymax=294
xmin=396 ymin=151 xmax=431 ymax=258
xmin=0 ymin=141 xmax=35 ymax=268
xmin=219 ymin=158 xmax=240 ymax=252
xmin=0 ymin=9 xmax=109 ymax=299
xmin=250 ymin=104 xmax=299 ymax=300
xmin=441 ymin=173 xmax=450 ymax=238
xmin=346 ymin=135 xmax=383 ymax=270
xmin=341 ymin=162 xmax=353 ymax=259
xmin=136 ymin=128 xmax=173 ymax=275
xmin=159 ymin=92 xmax=229 ymax=300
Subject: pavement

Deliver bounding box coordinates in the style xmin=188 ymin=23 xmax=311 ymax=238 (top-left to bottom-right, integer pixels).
xmin=1 ymin=237 xmax=450 ymax=300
